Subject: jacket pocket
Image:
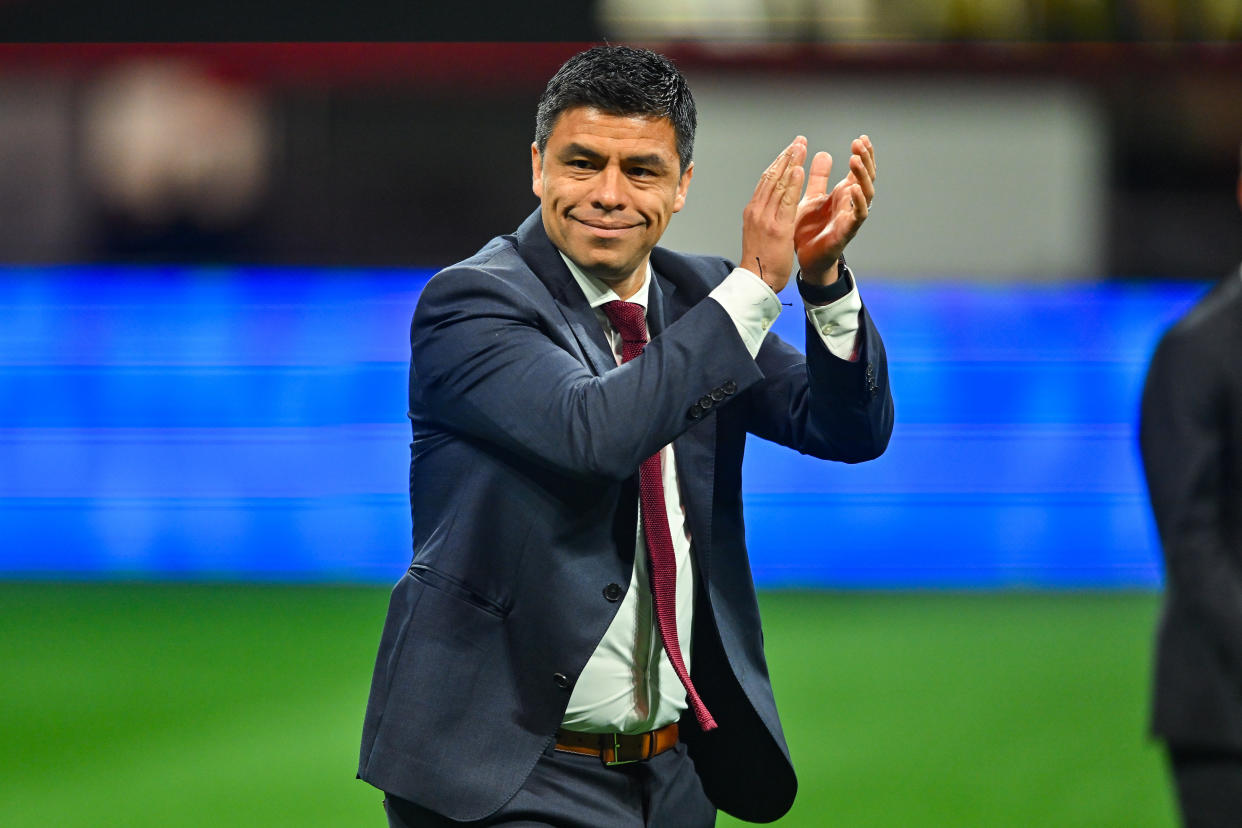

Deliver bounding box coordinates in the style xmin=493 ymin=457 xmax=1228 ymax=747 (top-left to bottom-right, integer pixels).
xmin=408 ymin=563 xmax=510 ymax=619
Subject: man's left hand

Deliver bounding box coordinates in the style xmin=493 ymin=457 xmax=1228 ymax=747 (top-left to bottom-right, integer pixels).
xmin=794 ymin=135 xmax=876 ymax=286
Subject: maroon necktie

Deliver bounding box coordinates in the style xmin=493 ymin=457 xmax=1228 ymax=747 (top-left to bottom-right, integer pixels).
xmin=601 ymin=300 xmax=717 ymax=732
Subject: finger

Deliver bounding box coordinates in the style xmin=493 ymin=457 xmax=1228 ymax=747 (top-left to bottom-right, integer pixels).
xmin=751 ymin=147 xmax=788 ymax=199
xmin=851 ymin=184 xmax=868 ymax=222
xmin=850 ymin=155 xmax=875 ymax=205
xmin=777 ymin=140 xmax=808 ymax=209
xmin=754 ymin=136 xmax=804 ymax=201
xmin=759 ymin=139 xmax=805 ymax=224
xmin=803 ymin=151 xmax=832 ymax=201
xmin=771 ymin=138 xmax=807 ymax=209
xmin=854 ymin=135 xmax=876 ymax=182
xmin=778 ymin=164 xmax=805 ymax=221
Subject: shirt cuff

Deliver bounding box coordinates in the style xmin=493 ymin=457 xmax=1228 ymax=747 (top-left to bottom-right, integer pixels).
xmin=708 ymin=267 xmax=782 ymax=359
xmin=802 ymin=263 xmax=862 ymax=362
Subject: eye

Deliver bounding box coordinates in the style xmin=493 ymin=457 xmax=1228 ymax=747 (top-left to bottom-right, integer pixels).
xmin=629 ymin=167 xmax=654 ymax=178
xmin=568 ymin=159 xmax=594 ymax=169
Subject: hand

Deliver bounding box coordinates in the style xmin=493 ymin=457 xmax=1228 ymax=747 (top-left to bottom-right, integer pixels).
xmin=740 ymin=136 xmax=807 ymax=293
xmin=795 ymin=135 xmax=876 ymax=285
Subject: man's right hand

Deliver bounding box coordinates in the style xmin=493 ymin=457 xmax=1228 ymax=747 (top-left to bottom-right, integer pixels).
xmin=740 ymin=136 xmax=807 ymax=293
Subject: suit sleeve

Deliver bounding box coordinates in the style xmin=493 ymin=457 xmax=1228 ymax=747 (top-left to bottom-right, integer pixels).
xmin=742 ymin=299 xmax=894 ymax=463
xmin=410 ymin=264 xmax=764 ymax=481
xmin=1141 ymin=325 xmax=1242 ymax=676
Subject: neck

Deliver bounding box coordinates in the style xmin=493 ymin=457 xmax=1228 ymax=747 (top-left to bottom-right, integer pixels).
xmin=568 ymin=255 xmax=649 ymax=302
xmin=608 ymin=271 xmax=646 ymax=301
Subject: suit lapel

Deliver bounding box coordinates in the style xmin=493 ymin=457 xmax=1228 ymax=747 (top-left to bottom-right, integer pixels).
xmin=646 ymin=266 xmax=674 ymax=338
xmin=651 ymin=252 xmax=717 ymax=578
xmin=513 ymin=209 xmax=616 ymax=377
xmin=515 ymin=211 xmax=719 ymax=571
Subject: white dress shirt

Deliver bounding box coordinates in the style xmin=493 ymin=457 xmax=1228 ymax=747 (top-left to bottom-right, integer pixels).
xmin=558 ymin=255 xmax=862 ymax=733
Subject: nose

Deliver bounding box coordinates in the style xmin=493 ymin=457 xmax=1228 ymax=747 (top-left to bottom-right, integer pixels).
xmin=591 ymin=164 xmax=626 ymax=211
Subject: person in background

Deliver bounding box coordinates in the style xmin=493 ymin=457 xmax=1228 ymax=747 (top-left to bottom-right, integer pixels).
xmin=1141 ymin=145 xmax=1242 ymax=828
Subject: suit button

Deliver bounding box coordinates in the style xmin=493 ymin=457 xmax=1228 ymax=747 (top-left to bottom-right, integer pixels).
xmin=698 ymin=395 xmax=713 ymax=409
xmin=553 ymin=672 xmax=573 ymax=689
xmin=722 ymin=380 xmax=737 ymax=394
xmin=688 ymin=404 xmax=703 ymax=420
xmin=710 ymin=388 xmax=726 ymax=402
xmin=603 ymin=583 xmax=623 ymax=602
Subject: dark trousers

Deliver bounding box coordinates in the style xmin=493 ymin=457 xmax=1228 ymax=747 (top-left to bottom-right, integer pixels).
xmin=1168 ymin=746 xmax=1242 ymax=828
xmin=383 ymin=742 xmax=715 ymax=827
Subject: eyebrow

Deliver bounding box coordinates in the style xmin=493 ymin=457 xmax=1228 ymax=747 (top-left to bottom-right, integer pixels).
xmin=560 ymin=143 xmax=671 ymax=173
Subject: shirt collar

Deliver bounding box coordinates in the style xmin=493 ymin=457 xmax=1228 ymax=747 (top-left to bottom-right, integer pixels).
xmin=558 ymin=251 xmax=652 ymax=312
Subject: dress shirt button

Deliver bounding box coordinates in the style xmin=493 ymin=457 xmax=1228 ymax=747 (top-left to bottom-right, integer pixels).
xmin=553 ymin=672 xmax=573 ymax=689
xmin=821 ymin=323 xmax=836 ymax=335
xmin=603 ymin=583 xmax=623 ymax=602
xmin=722 ymin=380 xmax=737 ymax=394
xmin=698 ymin=395 xmax=713 ymax=410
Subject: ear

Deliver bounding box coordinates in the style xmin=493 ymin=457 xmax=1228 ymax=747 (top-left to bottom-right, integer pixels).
xmin=672 ymin=161 xmax=694 ymax=213
xmin=531 ymin=142 xmax=544 ymax=200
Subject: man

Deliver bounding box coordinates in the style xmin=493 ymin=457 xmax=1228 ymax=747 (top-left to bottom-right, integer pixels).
xmin=359 ymin=45 xmax=893 ymax=826
xmin=1141 ymin=152 xmax=1242 ymax=827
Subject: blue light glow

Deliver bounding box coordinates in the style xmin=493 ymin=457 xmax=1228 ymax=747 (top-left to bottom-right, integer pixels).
xmin=0 ymin=266 xmax=1208 ymax=586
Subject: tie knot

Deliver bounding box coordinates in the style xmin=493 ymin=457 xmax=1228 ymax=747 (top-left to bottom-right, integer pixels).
xmin=602 ymin=300 xmax=649 ymax=345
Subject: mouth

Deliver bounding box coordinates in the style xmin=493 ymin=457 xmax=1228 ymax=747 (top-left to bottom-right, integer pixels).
xmin=571 ymin=215 xmax=642 ymax=239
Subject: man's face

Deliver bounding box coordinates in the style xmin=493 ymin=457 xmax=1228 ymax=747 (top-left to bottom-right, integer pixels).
xmin=532 ymin=107 xmax=693 ymax=293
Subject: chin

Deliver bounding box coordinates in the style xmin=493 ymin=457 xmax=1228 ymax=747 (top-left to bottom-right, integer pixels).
xmin=581 ymin=262 xmax=627 ymax=284
xmin=570 ymin=250 xmax=624 ymax=278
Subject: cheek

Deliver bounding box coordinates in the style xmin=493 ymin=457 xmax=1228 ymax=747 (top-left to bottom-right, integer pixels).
xmin=654 ymin=198 xmax=678 ymax=225
xmin=549 ymin=181 xmax=584 ymax=208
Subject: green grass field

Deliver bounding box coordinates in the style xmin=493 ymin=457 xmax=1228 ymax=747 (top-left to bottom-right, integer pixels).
xmin=0 ymin=585 xmax=1175 ymax=827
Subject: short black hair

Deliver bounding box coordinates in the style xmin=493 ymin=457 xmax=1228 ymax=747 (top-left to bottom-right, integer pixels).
xmin=535 ymin=45 xmax=697 ymax=173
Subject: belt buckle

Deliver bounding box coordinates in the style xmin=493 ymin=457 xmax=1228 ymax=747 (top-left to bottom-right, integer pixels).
xmin=602 ymin=733 xmax=642 ymax=767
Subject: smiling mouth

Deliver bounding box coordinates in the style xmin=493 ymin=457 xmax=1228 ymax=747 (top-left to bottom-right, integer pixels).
xmin=572 ymin=216 xmax=642 ymax=237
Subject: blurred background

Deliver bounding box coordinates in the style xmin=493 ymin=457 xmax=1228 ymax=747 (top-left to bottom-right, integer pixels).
xmin=3 ymin=2 xmax=1241 ymax=825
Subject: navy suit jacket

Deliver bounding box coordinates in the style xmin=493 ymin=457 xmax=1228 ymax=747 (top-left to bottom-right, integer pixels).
xmin=1142 ymin=270 xmax=1242 ymax=750
xmin=358 ymin=209 xmax=894 ymax=822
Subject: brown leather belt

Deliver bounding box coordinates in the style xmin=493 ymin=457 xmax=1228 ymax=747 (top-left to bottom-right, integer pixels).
xmin=554 ymin=723 xmax=679 ymax=766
